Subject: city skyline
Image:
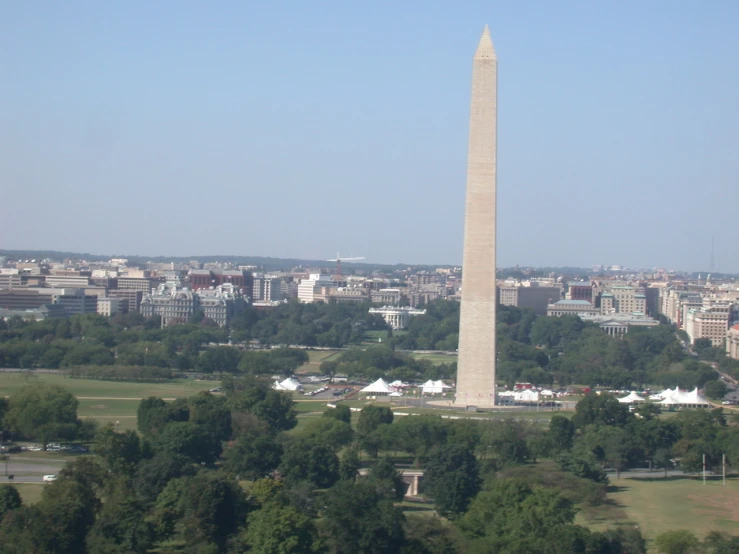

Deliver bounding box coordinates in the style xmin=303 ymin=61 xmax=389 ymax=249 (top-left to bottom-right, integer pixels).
xmin=2 ymin=1 xmax=738 ymax=272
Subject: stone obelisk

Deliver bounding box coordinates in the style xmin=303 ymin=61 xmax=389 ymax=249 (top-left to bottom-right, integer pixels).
xmin=455 ymin=26 xmax=497 ymax=407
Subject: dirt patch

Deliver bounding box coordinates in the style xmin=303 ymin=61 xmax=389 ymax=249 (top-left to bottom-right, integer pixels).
xmin=686 ymin=493 xmax=739 ymax=522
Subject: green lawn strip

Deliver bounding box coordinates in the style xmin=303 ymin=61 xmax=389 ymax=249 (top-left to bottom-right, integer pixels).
xmin=83 ymin=416 xmax=139 ymax=432
xmin=77 ymin=398 xmax=143 ymax=418
xmin=407 ymin=352 xmax=458 ymax=365
xmin=0 ymin=372 xmax=216 ymax=399
xmin=7 ymin=483 xmax=45 ymax=505
xmin=292 ymin=401 xmax=329 ymax=413
xmin=579 ymin=477 xmax=739 ymax=544
xmin=295 ymin=350 xmax=342 ymax=374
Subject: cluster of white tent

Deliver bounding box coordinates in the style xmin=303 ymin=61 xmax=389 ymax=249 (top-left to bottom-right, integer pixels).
xmin=359 ymin=378 xmax=454 ymax=397
xmin=617 ymin=387 xmax=711 ymax=408
xmin=360 ymin=378 xmax=402 ymax=397
xmin=421 ymin=380 xmax=453 ymax=394
xmin=498 ymin=389 xmax=557 ymax=403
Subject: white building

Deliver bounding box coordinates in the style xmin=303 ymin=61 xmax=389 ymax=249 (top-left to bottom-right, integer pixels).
xmin=685 ymin=300 xmax=732 ymax=347
xmin=368 ymin=306 xmax=426 ymax=330
xmin=297 ymin=274 xmax=336 ymax=303
xmin=727 ymin=324 xmax=739 ymax=360
xmin=578 ymin=313 xmax=660 ymax=337
xmin=97 ymin=297 xmax=120 ymax=317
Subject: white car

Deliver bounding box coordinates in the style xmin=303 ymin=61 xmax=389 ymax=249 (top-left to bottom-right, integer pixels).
xmin=42 ymin=475 xmax=57 ymax=482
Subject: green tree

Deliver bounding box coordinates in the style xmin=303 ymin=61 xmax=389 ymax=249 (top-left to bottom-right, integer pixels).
xmin=157 ymin=421 xmax=222 ymax=464
xmin=0 ymin=485 xmax=22 ymax=520
xmin=3 ymin=383 xmax=80 ymax=447
xmin=229 ymin=384 xmax=297 ymax=432
xmin=197 ymin=345 xmax=241 ymax=374
xmin=133 ymin=452 xmax=195 ymax=502
xmin=423 ymin=444 xmax=481 ymax=518
xmin=280 ymin=438 xmax=339 ymax=489
xmin=460 ymin=480 xmax=576 ymax=549
xmin=137 ymin=396 xmax=169 ymax=435
xmin=92 ymin=424 xmax=142 ymax=474
xmin=223 ymin=429 xmax=283 ymax=481
xmin=242 ymin=501 xmax=321 ymax=554
xmin=321 ymin=479 xmax=406 ymax=554
xmin=323 ymin=404 xmax=351 ymax=424
xmin=704 ymin=379 xmax=728 ymax=400
xmin=188 ymin=391 xmax=232 ymax=442
xmin=547 ymin=415 xmax=575 ymax=454
xmin=296 ymin=417 xmax=354 ymax=452
xmin=654 ymin=530 xmax=701 ymax=554
xmin=34 ymin=478 xmax=99 ymax=554
xmin=357 ymin=405 xmax=394 ymax=436
xmin=369 ymin=457 xmax=406 ymax=501
xmin=572 ymin=393 xmax=631 ymax=429
xmin=155 ymin=471 xmax=248 ymax=551
xmin=86 ymin=481 xmax=157 ymax=554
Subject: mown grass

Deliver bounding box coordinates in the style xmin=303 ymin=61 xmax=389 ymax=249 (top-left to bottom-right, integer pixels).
xmin=407 ymin=352 xmax=458 ymax=365
xmin=0 ymin=372 xmax=216 ymax=399
xmin=578 ymin=476 xmax=739 ymax=544
xmin=8 ymin=483 xmax=46 ymax=505
xmin=296 ymin=350 xmax=342 ymax=374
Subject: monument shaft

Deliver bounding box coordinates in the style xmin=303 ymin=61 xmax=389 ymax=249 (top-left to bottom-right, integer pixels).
xmin=456 ymin=27 xmax=497 ymax=407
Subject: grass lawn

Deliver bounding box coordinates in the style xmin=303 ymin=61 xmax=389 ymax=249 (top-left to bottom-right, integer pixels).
xmin=9 ymin=483 xmax=46 ymax=505
xmin=579 ymin=476 xmax=739 ymax=545
xmin=0 ymin=372 xmax=216 ymax=399
xmin=77 ymin=398 xmax=143 ymax=417
xmin=292 ymin=400 xmax=330 ymax=413
xmin=295 ymin=350 xmax=341 ymax=374
xmin=408 ymin=352 xmax=458 ymax=365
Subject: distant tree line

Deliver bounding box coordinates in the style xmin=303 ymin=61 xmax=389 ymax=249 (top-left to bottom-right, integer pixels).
xmin=3 ymin=300 xmax=738 ymax=391
xmin=1 ymin=379 xmax=739 ymax=552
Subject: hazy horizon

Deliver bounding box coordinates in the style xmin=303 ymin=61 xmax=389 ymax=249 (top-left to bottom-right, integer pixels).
xmin=2 ymin=1 xmax=738 ymax=272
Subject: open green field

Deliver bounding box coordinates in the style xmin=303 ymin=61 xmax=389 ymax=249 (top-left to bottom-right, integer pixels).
xmin=0 ymin=372 xmax=216 ymax=399
xmin=408 ymin=352 xmax=458 ymax=365
xmin=9 ymin=483 xmax=46 ymax=505
xmin=295 ymin=350 xmax=341 ymax=374
xmin=1 ymin=373 xmax=218 ymax=432
xmin=579 ymin=477 xmax=739 ymax=547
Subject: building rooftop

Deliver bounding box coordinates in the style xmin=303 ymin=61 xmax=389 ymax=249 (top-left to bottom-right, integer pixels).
xmin=552 ymin=300 xmax=592 ymax=306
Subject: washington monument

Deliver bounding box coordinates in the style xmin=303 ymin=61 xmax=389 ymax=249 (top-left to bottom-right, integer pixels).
xmin=455 ymin=26 xmax=497 ymax=407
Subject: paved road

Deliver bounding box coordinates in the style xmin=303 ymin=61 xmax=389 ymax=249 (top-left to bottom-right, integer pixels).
xmin=0 ymin=456 xmax=66 ymax=481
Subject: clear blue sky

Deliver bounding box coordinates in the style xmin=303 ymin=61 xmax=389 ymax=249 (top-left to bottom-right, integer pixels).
xmin=2 ymin=1 xmax=737 ymax=271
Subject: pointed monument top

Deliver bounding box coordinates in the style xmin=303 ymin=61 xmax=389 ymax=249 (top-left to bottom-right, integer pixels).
xmin=474 ymin=25 xmax=496 ymax=59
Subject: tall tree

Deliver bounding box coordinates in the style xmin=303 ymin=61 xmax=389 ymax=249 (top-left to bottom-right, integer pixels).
xmin=321 ymin=480 xmax=406 ymax=554
xmin=3 ymin=384 xmax=80 ymax=447
xmin=423 ymin=444 xmax=481 ymax=518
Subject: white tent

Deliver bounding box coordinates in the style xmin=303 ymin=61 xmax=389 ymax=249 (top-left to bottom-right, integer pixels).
xmin=273 ymin=378 xmax=303 ymax=391
xmin=421 ymin=380 xmax=452 ymax=394
xmin=672 ymin=387 xmax=711 ymax=407
xmin=514 ymin=389 xmax=540 ymax=402
xmin=388 ymin=379 xmax=410 ymax=391
xmin=618 ymin=392 xmax=646 ymax=404
xmin=360 ymin=378 xmax=393 ymax=395
xmin=650 ymin=388 xmax=675 ymax=400
xmin=658 ymin=396 xmax=680 ymax=406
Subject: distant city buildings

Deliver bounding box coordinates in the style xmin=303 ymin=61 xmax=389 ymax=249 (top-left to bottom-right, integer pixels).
xmin=498 ymin=280 xmax=562 ymax=315
xmin=140 ymin=283 xmax=246 ymax=327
